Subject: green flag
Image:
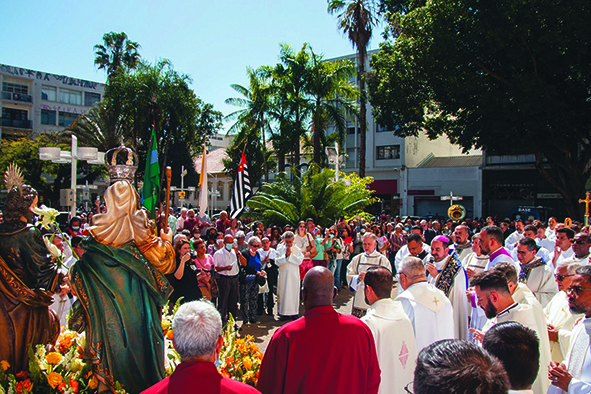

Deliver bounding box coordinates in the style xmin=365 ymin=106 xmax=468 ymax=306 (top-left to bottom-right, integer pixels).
xmin=142 ymin=127 xmax=160 ymax=219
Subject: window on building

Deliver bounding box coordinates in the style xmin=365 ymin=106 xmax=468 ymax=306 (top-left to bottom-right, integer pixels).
xmin=376 ymin=124 xmax=389 ymax=133
xmin=376 ymin=145 xmax=401 ymax=160
xmin=41 ymin=86 xmax=56 ymax=101
xmin=59 ymin=88 xmax=82 ymax=105
xmin=41 ymin=109 xmax=57 ymax=125
xmin=84 ymin=92 xmax=101 ymax=107
xmin=2 ymin=82 xmax=28 ymax=94
xmin=2 ymin=107 xmax=28 ymax=120
xmin=217 ymin=182 xmax=224 ymax=201
xmin=58 ymin=111 xmax=78 ymax=127
xmin=347 ymin=126 xmax=356 ymax=135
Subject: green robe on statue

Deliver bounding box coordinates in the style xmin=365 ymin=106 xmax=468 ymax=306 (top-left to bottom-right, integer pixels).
xmin=69 ymin=237 xmax=172 ymax=394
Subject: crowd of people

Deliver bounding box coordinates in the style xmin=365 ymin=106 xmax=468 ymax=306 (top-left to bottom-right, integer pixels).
xmin=12 ymin=203 xmax=591 ymax=394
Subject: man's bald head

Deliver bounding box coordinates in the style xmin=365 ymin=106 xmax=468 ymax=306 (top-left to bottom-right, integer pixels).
xmin=302 ymin=266 xmax=336 ymax=310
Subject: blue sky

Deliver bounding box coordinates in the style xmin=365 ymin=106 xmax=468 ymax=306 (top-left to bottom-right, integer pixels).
xmin=1 ymin=0 xmax=384 ymax=130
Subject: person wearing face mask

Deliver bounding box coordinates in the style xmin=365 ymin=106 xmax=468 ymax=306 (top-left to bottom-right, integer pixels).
xmin=207 ymin=232 xmax=225 ymax=256
xmin=66 ymin=217 xmax=82 ymax=238
xmin=214 ymin=235 xmax=241 ymax=326
xmin=167 ymin=239 xmax=203 ymax=310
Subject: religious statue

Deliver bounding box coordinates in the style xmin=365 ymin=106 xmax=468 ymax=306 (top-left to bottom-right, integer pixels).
xmin=0 ymin=164 xmax=63 ymax=373
xmin=68 ymin=146 xmax=175 ymax=394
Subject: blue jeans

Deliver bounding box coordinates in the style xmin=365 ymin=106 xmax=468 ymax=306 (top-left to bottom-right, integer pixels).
xmin=334 ymin=259 xmax=343 ymax=288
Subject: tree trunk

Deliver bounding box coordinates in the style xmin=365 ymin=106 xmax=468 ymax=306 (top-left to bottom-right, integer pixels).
xmin=358 ymin=49 xmax=367 ymax=178
xmin=278 ymin=151 xmax=286 ymax=172
xmin=261 ymin=121 xmax=269 ymax=182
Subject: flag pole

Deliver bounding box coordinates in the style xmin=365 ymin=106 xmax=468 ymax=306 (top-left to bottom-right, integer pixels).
xmin=164 ymin=166 xmax=171 ymax=231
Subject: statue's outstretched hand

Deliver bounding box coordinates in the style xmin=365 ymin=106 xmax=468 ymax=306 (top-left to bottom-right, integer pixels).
xmin=160 ymin=228 xmax=173 ymax=243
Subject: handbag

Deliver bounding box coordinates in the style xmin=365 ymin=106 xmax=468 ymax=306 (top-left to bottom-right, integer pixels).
xmin=256 ymin=273 xmax=266 ymax=287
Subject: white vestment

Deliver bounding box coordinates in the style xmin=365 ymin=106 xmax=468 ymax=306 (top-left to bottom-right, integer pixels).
xmin=394 ymin=243 xmax=430 ymax=272
xmin=574 ymin=254 xmax=591 ymax=265
xmin=451 ymin=244 xmax=473 ymax=266
xmin=511 ymin=246 xmax=552 ymax=265
xmin=537 ymin=237 xmax=555 ymax=253
xmin=361 ymin=298 xmax=417 ymax=394
xmin=486 ymin=248 xmax=519 ymax=272
xmin=275 ymin=244 xmax=303 ymax=316
xmin=512 ymin=285 xmax=553 ymax=394
xmin=463 ymin=252 xmax=488 ymax=272
xmin=505 ymin=230 xmax=525 ymax=250
xmin=395 ymin=281 xmax=454 ymax=351
xmin=550 ymin=247 xmax=575 ymax=267
xmin=547 ymin=318 xmax=591 ymax=394
xmin=428 ymin=254 xmax=470 ymax=340
xmin=483 ymin=301 xmax=551 ymax=394
xmin=347 ymin=251 xmax=391 ymax=312
xmin=544 ymin=291 xmax=584 ymax=362
xmin=519 ymin=261 xmax=558 ymax=307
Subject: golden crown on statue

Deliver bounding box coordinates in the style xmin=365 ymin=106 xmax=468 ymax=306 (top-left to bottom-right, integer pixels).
xmin=105 ymin=145 xmax=138 ymax=182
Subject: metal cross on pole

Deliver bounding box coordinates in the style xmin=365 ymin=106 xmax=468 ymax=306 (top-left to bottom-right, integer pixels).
xmin=579 ymin=191 xmax=591 ymax=227
xmin=440 ymin=191 xmax=463 ymax=207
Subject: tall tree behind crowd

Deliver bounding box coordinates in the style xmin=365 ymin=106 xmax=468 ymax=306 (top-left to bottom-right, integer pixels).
xmin=328 ymin=0 xmax=379 ymax=177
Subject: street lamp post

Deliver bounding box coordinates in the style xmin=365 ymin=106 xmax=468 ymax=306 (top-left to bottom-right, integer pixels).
xmin=39 ymin=135 xmax=104 ymax=218
xmin=326 ymin=142 xmax=346 ymax=182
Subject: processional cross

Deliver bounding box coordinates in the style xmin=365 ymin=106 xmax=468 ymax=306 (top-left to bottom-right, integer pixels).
xmin=440 ymin=191 xmax=463 ymax=207
xmin=580 ymin=192 xmax=591 ymax=227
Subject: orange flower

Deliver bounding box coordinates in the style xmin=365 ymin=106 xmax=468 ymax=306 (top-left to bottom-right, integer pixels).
xmin=15 ymin=379 xmax=33 ymax=394
xmin=0 ymin=360 xmax=9 ymax=371
xmin=58 ymin=381 xmax=67 ymax=393
xmin=69 ymin=378 xmax=79 ymax=393
xmin=47 ymin=372 xmax=63 ymax=389
xmin=16 ymin=371 xmax=29 ymax=379
xmin=88 ymin=374 xmax=98 ymax=390
xmin=220 ymin=369 xmax=230 ymax=377
xmin=166 ymin=330 xmax=174 ymax=340
xmin=45 ymin=352 xmax=63 ymax=365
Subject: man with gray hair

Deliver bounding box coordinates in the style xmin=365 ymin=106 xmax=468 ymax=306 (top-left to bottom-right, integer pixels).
xmin=544 ymin=259 xmax=584 ymax=362
xmin=347 ymin=232 xmax=391 ymax=317
xmin=395 ymin=256 xmax=454 ymax=351
xmin=141 ymin=300 xmax=260 ymax=393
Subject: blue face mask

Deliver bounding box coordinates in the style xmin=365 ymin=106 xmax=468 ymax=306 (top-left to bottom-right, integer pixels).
xmin=225 ymin=243 xmax=233 ymax=251
xmin=72 ymin=226 xmax=80 ymax=231
xmin=329 ymin=234 xmax=334 ymax=239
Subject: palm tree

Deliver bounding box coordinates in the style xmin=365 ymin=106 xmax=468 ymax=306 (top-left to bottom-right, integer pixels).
xmin=225 ymin=67 xmax=273 ymax=182
xmin=246 ymin=164 xmax=374 ymax=227
xmin=67 ymin=102 xmax=126 ymax=152
xmin=328 ymin=0 xmax=378 ymax=177
xmin=305 ymin=49 xmax=358 ymax=165
xmin=94 ymin=31 xmax=141 ymax=78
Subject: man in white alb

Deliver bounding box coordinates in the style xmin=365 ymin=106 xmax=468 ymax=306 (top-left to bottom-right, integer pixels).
xmin=426 ymin=236 xmax=470 ymax=340
xmin=347 ymin=233 xmax=391 ymax=318
xmin=395 ymin=256 xmax=454 ymax=351
xmin=550 ymin=228 xmax=576 ymax=268
xmin=548 ymin=265 xmax=591 ymax=393
xmin=511 ymin=224 xmax=552 ymax=263
xmin=471 ymin=269 xmax=551 ymax=394
xmin=362 ymin=266 xmax=417 ymax=394
xmin=451 ymin=225 xmax=472 ymax=266
xmin=275 ymin=231 xmax=304 ymax=320
xmin=545 ymin=260 xmax=584 ymax=362
xmin=480 ymin=225 xmax=518 ymax=272
xmin=515 ymin=237 xmax=558 ymax=307
xmin=572 ymin=232 xmax=591 ymax=265
xmin=394 ymin=227 xmax=430 ymax=271
xmin=505 ymin=219 xmax=525 ymax=251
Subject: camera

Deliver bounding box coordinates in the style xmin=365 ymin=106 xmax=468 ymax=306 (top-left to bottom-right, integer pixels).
xmin=189 ymin=250 xmax=197 ymax=260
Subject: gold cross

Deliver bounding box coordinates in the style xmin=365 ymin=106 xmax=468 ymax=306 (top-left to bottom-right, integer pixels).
xmin=433 ymin=297 xmax=440 ymax=306
xmin=580 ymin=192 xmax=591 ymax=227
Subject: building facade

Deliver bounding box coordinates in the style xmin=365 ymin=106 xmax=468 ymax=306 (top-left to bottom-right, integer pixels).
xmin=0 ymin=63 xmax=105 ymax=139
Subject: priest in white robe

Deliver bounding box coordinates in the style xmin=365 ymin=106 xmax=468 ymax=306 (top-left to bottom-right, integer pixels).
xmin=395 ymin=256 xmax=454 ymax=351
xmin=426 ymin=236 xmax=470 ymax=340
xmin=515 ymin=238 xmax=558 ymax=307
xmin=572 ymin=232 xmax=591 ymax=266
xmin=550 ymin=228 xmax=576 ymax=268
xmin=275 ymin=231 xmax=303 ymax=318
xmin=362 ymin=266 xmax=417 ymax=394
xmin=347 ymin=233 xmax=391 ymax=318
xmin=471 ymin=268 xmax=551 ymax=394
xmin=545 ymin=260 xmax=584 ymax=362
xmin=548 ymin=266 xmax=591 ymax=393
xmin=450 ymin=224 xmax=472 ymax=266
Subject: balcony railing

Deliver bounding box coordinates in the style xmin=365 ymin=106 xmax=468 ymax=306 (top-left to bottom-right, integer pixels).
xmin=1 ymin=118 xmax=32 ymax=129
xmin=1 ymin=91 xmax=33 ymax=103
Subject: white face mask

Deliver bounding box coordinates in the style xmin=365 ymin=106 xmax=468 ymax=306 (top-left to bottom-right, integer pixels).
xmin=216 ymin=239 xmax=224 ymax=245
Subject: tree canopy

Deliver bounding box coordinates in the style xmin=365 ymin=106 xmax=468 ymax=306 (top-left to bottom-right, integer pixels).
xmin=94 ymin=31 xmax=141 ymax=77
xmin=368 ymin=0 xmax=591 ymax=216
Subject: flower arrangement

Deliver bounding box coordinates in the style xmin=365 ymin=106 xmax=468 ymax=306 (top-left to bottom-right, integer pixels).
xmin=161 ymin=301 xmax=263 ymax=388
xmin=0 ymin=328 xmax=113 ymax=394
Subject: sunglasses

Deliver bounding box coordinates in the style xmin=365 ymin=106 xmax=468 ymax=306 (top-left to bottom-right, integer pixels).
xmin=251 ymin=244 xmax=261 ymax=248
xmin=554 ymin=274 xmax=574 ymax=281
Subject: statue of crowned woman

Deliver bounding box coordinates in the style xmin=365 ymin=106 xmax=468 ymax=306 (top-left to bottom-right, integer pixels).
xmin=68 ymin=146 xmax=175 ymax=394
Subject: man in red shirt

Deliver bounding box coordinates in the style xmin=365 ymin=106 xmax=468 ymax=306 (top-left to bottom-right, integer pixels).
xmin=141 ymin=300 xmax=260 ymax=394
xmin=257 ymin=266 xmax=381 ymax=394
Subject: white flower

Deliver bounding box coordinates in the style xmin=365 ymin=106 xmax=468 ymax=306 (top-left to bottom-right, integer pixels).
xmin=32 ymin=205 xmax=60 ymax=230
xmin=43 ymin=235 xmax=63 ymax=261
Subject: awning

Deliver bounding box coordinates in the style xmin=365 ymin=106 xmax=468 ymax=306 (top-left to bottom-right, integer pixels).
xmin=369 ymin=179 xmax=397 ymax=195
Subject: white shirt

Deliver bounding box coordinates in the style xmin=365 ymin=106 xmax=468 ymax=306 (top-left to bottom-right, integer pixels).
xmin=394 ymin=243 xmax=430 ymax=272
xmin=505 ymin=230 xmax=525 ymax=250
xmin=213 ymin=248 xmax=239 ymax=276
xmin=258 ymin=248 xmax=277 ymax=269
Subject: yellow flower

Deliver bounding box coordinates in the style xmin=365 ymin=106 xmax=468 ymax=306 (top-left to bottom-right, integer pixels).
xmin=0 ymin=360 xmax=9 ymax=371
xmin=243 ymin=357 xmax=253 ymax=370
xmin=45 ymin=352 xmax=63 ymax=365
xmin=47 ymin=372 xmax=63 ymax=389
xmin=69 ymin=359 xmax=83 ymax=373
xmin=32 ymin=205 xmax=60 ymax=230
xmin=88 ymin=374 xmax=98 ymax=390
xmin=161 ymin=319 xmax=171 ymax=332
